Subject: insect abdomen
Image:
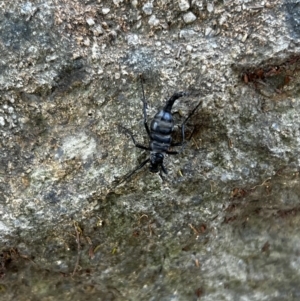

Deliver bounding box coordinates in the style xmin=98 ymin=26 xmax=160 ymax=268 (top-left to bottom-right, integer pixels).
xmin=150 ymin=110 xmax=174 ymax=152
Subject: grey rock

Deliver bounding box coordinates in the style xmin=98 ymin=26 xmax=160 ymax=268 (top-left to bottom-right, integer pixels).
xmin=1 ymin=0 xmax=300 ymax=300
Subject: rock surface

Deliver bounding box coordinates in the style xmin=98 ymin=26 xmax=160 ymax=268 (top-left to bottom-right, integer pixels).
xmin=1 ymin=0 xmax=300 ymax=300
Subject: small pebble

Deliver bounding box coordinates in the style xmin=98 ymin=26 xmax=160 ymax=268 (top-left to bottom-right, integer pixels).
xmin=186 ymin=45 xmax=193 ymax=52
xmin=142 ymin=2 xmax=153 ymax=15
xmin=102 ymin=8 xmax=110 ymax=15
xmin=86 ymin=17 xmax=95 ymax=26
xmin=127 ymin=34 xmax=140 ymax=46
xmin=178 ymin=0 xmax=190 ymax=11
xmin=241 ymin=33 xmax=248 ymax=42
xmin=271 ymin=123 xmax=280 ymax=132
xmin=113 ymin=0 xmax=123 ymax=5
xmin=207 ymin=2 xmax=214 ymax=13
xmin=93 ymin=25 xmax=104 ymax=36
xmin=131 ymin=0 xmax=138 ymax=8
xmin=219 ymin=14 xmax=227 ymax=25
xmin=148 ymin=15 xmax=160 ymax=27
xmin=0 ymin=116 xmax=5 ymax=127
xmin=183 ymin=12 xmax=197 ymax=24
xmin=205 ymin=27 xmax=212 ymax=36
xmin=83 ymin=38 xmax=90 ymax=46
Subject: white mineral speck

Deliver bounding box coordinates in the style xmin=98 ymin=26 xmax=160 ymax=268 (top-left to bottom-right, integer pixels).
xmin=86 ymin=17 xmax=95 ymax=26
xmin=113 ymin=0 xmax=123 ymax=5
xmin=21 ymin=2 xmax=36 ymax=15
xmin=27 ymin=45 xmax=38 ymax=54
xmin=186 ymin=45 xmax=193 ymax=52
xmin=93 ymin=25 xmax=104 ymax=36
xmin=271 ymin=123 xmax=280 ymax=132
xmin=0 ymin=221 xmax=10 ymax=231
xmin=62 ymin=133 xmax=97 ymax=161
xmin=183 ymin=12 xmax=197 ymax=24
xmin=131 ymin=0 xmax=138 ymax=8
xmin=127 ymin=34 xmax=140 ymax=46
xmin=207 ymin=2 xmax=214 ymax=13
xmin=178 ymin=0 xmax=190 ymax=11
xmin=45 ymin=54 xmax=58 ymax=62
xmin=148 ymin=15 xmax=160 ymax=27
xmin=179 ymin=29 xmax=197 ymax=40
xmin=241 ymin=33 xmax=248 ymax=42
xmin=142 ymin=2 xmax=153 ymax=15
xmin=102 ymin=8 xmax=110 ymax=15
xmin=0 ymin=116 xmax=5 ymax=126
xmin=219 ymin=14 xmax=227 ymax=25
xmin=91 ymin=42 xmax=100 ymax=59
xmin=83 ymin=38 xmax=90 ymax=46
xmin=205 ymin=27 xmax=212 ymax=36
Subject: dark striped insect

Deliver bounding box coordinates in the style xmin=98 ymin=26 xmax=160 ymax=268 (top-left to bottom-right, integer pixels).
xmin=116 ymin=78 xmax=201 ymax=185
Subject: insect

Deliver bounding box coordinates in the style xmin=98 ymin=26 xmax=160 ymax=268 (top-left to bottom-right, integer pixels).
xmin=116 ymin=77 xmax=202 ymax=185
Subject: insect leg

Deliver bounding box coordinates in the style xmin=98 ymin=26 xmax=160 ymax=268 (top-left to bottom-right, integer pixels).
xmin=140 ymin=76 xmax=151 ymax=138
xmin=120 ymin=126 xmax=151 ymax=150
xmin=161 ymin=164 xmax=168 ymax=174
xmin=169 ymin=100 xmax=203 ymax=152
xmin=114 ymin=158 xmax=150 ymax=186
xmin=166 ymin=150 xmax=180 ymax=155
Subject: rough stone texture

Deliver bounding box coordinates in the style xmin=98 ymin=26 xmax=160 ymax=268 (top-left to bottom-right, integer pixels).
xmin=1 ymin=0 xmax=300 ymax=300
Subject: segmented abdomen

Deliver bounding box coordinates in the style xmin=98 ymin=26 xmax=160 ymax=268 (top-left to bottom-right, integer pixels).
xmin=150 ymin=110 xmax=174 ymax=152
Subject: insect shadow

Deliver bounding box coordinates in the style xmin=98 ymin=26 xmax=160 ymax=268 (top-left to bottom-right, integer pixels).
xmin=114 ymin=77 xmax=202 ymax=186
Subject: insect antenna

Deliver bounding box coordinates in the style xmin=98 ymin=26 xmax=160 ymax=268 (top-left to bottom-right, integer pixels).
xmin=140 ymin=74 xmax=146 ymax=103
xmin=183 ymin=100 xmax=203 ymax=125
